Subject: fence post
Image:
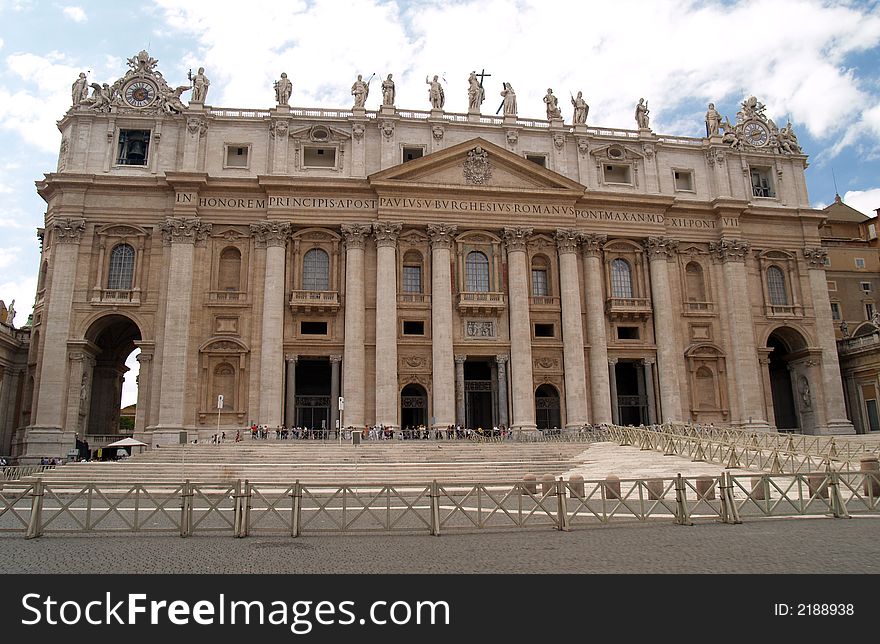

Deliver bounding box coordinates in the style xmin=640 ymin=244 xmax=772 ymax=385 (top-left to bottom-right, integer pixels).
xmin=25 ymin=480 xmax=44 ymax=540
xmin=180 ymin=480 xmax=193 ymax=538
xmin=240 ymin=480 xmax=251 ymax=538
xmin=828 ymin=471 xmax=851 ymax=519
xmin=233 ymin=480 xmax=243 ymax=538
xmin=430 ymin=480 xmax=441 ymax=537
xmin=290 ymin=480 xmax=302 ymax=538
xmin=718 ymin=472 xmax=742 ymax=525
xmin=555 ymin=478 xmax=569 ymax=531
xmin=674 ymin=474 xmax=692 ymax=526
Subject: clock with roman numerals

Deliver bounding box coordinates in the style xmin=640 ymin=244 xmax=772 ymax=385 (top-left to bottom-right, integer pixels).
xmin=123 ymin=80 xmax=157 ymax=108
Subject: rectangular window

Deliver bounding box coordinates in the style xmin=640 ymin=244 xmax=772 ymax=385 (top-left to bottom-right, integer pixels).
xmin=867 ymin=303 xmax=876 ymax=320
xmin=827 ymin=281 xmax=837 ymax=291
xmin=303 ymin=146 xmax=337 ymax=168
xmin=402 ymin=320 xmax=425 ymax=336
xmin=750 ymin=167 xmax=775 ymax=198
xmin=604 ymin=164 xmax=632 ymax=184
xmin=117 ymin=129 xmax=150 ymax=166
xmin=823 ymin=256 xmax=831 ymax=267
xmin=831 ymin=302 xmax=841 ymax=320
xmin=868 ymin=223 xmax=877 ymax=240
xmin=525 ymin=154 xmax=546 ymax=167
xmin=616 ymin=326 xmax=640 ymax=340
xmin=224 ymin=144 xmax=249 ymax=168
xmin=402 ymin=146 xmax=424 ymax=163
xmin=300 ymin=321 xmax=328 ymax=335
xmin=402 ymin=265 xmax=422 ymax=293
xmin=534 ymin=323 xmax=555 ymax=338
xmin=531 ymin=269 xmax=549 ymax=297
xmin=673 ymin=169 xmax=694 ymax=192
xmin=856 ymin=258 xmax=866 ymax=269
xmin=861 ymin=282 xmax=872 ymax=292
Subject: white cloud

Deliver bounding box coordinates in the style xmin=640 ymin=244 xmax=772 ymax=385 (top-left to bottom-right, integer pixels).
xmin=843 ymin=189 xmax=880 ymax=217
xmin=62 ymin=5 xmax=86 ymax=22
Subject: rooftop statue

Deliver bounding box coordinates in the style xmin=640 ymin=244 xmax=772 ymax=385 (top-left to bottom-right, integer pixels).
xmin=635 ymin=98 xmax=650 ymax=129
xmin=426 ymin=75 xmax=445 ymax=109
xmin=467 ymin=71 xmax=484 ymax=112
xmin=571 ymin=91 xmax=588 ymax=125
xmin=500 ymin=82 xmax=517 ymax=116
xmin=71 ymin=72 xmax=89 ymax=107
xmin=351 ymin=74 xmax=370 ymax=108
xmin=705 ymin=102 xmax=721 ymax=137
xmin=381 ymin=74 xmax=395 ymax=106
xmin=275 ymin=72 xmax=292 ymax=106
xmin=189 ymin=67 xmax=209 ymax=102
xmin=543 ymin=88 xmax=561 ymax=120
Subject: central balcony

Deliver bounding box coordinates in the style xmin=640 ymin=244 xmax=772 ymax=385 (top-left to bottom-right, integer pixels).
xmin=205 ymin=290 xmax=249 ymax=307
xmin=289 ymin=290 xmax=340 ymax=314
xmin=458 ymin=291 xmax=506 ymax=316
xmin=91 ymin=288 xmax=140 ymax=306
xmin=605 ymin=297 xmax=652 ymax=320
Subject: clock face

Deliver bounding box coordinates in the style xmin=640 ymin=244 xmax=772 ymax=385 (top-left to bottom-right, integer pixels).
xmin=124 ymin=81 xmax=156 ymax=108
xmin=743 ymin=121 xmax=770 ymax=147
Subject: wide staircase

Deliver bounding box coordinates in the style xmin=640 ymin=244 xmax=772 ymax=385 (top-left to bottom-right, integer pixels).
xmin=25 ymin=441 xmax=591 ymax=486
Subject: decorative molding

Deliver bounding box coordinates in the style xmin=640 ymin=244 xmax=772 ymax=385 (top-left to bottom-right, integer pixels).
xmin=502 ymin=226 xmax=533 ymax=252
xmin=555 ymin=228 xmax=582 ymax=255
xmin=379 ymin=120 xmax=395 ymax=140
xmin=581 ymin=233 xmax=607 ymax=258
xmin=454 ymin=355 xmax=467 ymax=364
xmin=373 ymin=221 xmax=403 ymax=248
xmin=803 ymin=247 xmax=828 ymax=269
xmin=709 ymin=238 xmax=751 ymax=263
xmin=269 ymin=119 xmax=289 ymax=138
xmin=495 ymin=354 xmax=509 ymax=366
xmin=644 ymin=236 xmax=679 ymax=260
xmin=576 ymin=137 xmax=589 ymax=155
xmin=463 ymin=146 xmax=492 ymax=185
xmin=552 ymin=133 xmax=565 ymax=150
xmin=534 ymin=356 xmax=559 ymax=370
xmin=432 ymin=124 xmax=444 ymax=141
xmin=186 ymin=117 xmax=208 ymax=136
xmin=51 ymin=218 xmax=87 ymax=244
xmin=427 ymin=223 xmax=458 ymax=250
xmin=161 ymin=217 xmax=211 ymax=245
xmin=705 ymin=148 xmax=725 ymax=166
xmin=249 ymin=221 xmax=291 ymax=248
xmin=465 ymin=320 xmax=496 ymax=338
xmin=340 ymin=223 xmax=372 ymax=250
xmin=351 ymin=123 xmax=365 ymax=141
xmin=505 ymin=129 xmax=519 ymax=146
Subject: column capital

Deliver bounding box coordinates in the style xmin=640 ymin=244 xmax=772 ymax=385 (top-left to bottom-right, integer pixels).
xmin=502 ymin=226 xmax=533 ymax=252
xmin=340 ymin=223 xmax=372 ymax=250
xmin=373 ymin=221 xmax=403 ymax=248
xmin=581 ymin=233 xmax=607 ymax=257
xmin=642 ymin=357 xmax=656 ymax=366
xmin=608 ymin=357 xmax=618 ymax=366
xmin=709 ymin=238 xmax=750 ymax=263
xmin=285 ymin=354 xmax=298 ymax=363
xmin=161 ymin=217 xmax=212 ymax=245
xmin=136 ymin=353 xmax=153 ymax=364
xmin=803 ymin=246 xmax=828 ymax=269
xmin=495 ymin=354 xmax=509 ymax=366
xmin=454 ymin=355 xmax=467 ymax=364
xmin=51 ymin=217 xmax=86 ymax=244
xmin=427 ymin=223 xmax=458 ymax=249
xmin=250 ymin=220 xmax=292 ymax=248
xmin=329 ymin=354 xmax=343 ymax=364
xmin=644 ymin=236 xmax=679 ymax=260
xmin=554 ymin=228 xmax=582 ymax=254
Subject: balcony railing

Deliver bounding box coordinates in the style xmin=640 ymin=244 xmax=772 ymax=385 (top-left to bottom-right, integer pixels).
xmin=765 ymin=304 xmax=803 ymax=318
xmin=92 ymin=289 xmax=139 ymax=305
xmin=205 ymin=290 xmax=248 ymax=306
xmin=530 ymin=295 xmax=560 ymax=308
xmin=683 ymin=300 xmax=715 ymax=315
xmin=839 ymin=332 xmax=880 ymax=355
xmin=290 ymin=290 xmax=340 ymax=312
xmin=605 ymin=297 xmax=652 ymax=319
xmin=397 ymin=293 xmax=431 ymax=305
xmin=457 ymin=291 xmax=506 ymax=315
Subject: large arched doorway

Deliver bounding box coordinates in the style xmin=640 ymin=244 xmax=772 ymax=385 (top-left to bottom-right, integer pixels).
xmin=84 ymin=315 xmax=142 ymax=437
xmin=400 ymin=384 xmax=428 ymax=429
xmin=766 ymin=327 xmax=808 ymax=431
xmin=535 ymin=384 xmax=561 ymax=429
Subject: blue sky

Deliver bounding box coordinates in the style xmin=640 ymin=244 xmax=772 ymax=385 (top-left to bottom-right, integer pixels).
xmin=1 ymin=0 xmax=879 ymax=405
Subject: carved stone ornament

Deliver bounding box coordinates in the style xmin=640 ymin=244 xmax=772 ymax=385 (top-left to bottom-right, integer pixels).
xmin=269 ymin=120 xmax=289 ymax=138
xmin=427 ymin=223 xmax=458 ymax=250
xmin=463 ymin=146 xmax=492 ymax=185
xmin=400 ymin=355 xmax=427 ymax=370
xmin=534 ymin=357 xmax=559 ymax=370
xmin=644 ymin=236 xmax=679 ymax=260
xmin=52 ymin=218 xmax=86 ymax=244
xmin=432 ymin=124 xmax=445 ymax=141
xmin=161 ymin=217 xmax=212 ymax=245
xmin=553 ymin=133 xmax=565 ymax=150
xmin=709 ymin=238 xmax=751 ymax=263
xmin=642 ymin=143 xmax=655 ymax=159
xmin=803 ymin=247 xmax=828 ymax=269
xmin=373 ymin=221 xmax=403 ymax=248
xmin=581 ymin=233 xmax=607 ymax=257
xmin=380 ymin=120 xmax=395 ymax=140
xmin=204 ymin=340 xmax=246 ymax=353
xmin=187 ymin=117 xmax=208 ymax=136
xmin=352 ymin=123 xmax=365 ymax=141
xmin=250 ymin=221 xmax=291 ymax=247
xmin=718 ymin=96 xmax=803 ymax=155
xmin=465 ymin=320 xmax=496 ymax=338
xmin=58 ymin=137 xmax=70 ymax=172
xmin=495 ymin=354 xmax=509 ymax=366
xmin=503 ymin=226 xmax=533 ymax=252
xmin=576 ymin=137 xmax=589 ymax=155
xmin=506 ymin=129 xmax=519 ymax=146
xmin=340 ymin=223 xmax=372 ymax=250
xmin=705 ymin=148 xmax=725 ymax=166
xmin=555 ymin=229 xmax=582 ymax=254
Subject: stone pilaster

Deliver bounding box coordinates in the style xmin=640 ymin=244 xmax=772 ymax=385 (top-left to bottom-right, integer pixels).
xmin=183 ymin=117 xmax=207 ymax=171
xmin=330 ymin=355 xmax=342 ymax=433
xmin=555 ymin=229 xmax=589 ymax=428
xmin=284 ymin=355 xmax=298 ymax=428
xmin=133 ymin=346 xmax=153 ymax=441
xmin=341 ymin=224 xmax=371 ymax=428
xmin=269 ymin=118 xmax=290 ymax=174
xmin=642 ymin=358 xmax=657 ymax=424
xmin=252 ymin=221 xmax=291 ymax=427
xmin=373 ymin=222 xmax=402 ymax=428
xmin=495 ymin=355 xmax=509 ymax=428
xmin=582 ymin=234 xmax=612 ymax=424
xmin=803 ymin=247 xmax=855 ymax=434
xmin=427 ymin=224 xmax=457 ymax=429
xmin=645 ymin=237 xmax=682 ymax=421
xmin=503 ymin=226 xmax=537 ymax=432
xmin=710 ymin=238 xmax=769 ymax=429
xmin=455 ymin=355 xmax=466 ymax=426
xmin=608 ymin=358 xmax=619 ymax=425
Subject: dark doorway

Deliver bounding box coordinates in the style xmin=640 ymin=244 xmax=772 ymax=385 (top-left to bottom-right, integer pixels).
xmin=615 ymin=361 xmax=647 ymax=425
xmin=535 ymin=384 xmax=561 ymax=429
xmin=767 ymin=334 xmax=798 ymax=430
xmin=85 ymin=315 xmax=142 ymax=436
xmin=295 ymin=359 xmax=330 ymax=430
xmin=464 ymin=360 xmax=494 ymax=429
xmin=401 ymin=383 xmax=428 ymax=428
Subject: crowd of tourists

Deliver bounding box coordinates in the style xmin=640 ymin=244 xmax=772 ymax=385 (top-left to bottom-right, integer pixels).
xmin=236 ymin=423 xmax=516 ymax=442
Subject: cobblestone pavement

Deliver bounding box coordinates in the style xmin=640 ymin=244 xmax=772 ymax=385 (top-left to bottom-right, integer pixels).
xmin=1 ymin=516 xmax=878 ymax=574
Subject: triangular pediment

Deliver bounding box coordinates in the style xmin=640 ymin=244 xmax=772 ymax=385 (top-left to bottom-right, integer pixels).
xmin=369 ymin=138 xmax=585 ymax=194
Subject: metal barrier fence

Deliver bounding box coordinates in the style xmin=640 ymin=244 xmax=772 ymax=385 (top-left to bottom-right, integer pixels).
xmin=0 ymin=465 xmax=55 ymax=481
xmin=3 ymin=470 xmax=877 ymax=539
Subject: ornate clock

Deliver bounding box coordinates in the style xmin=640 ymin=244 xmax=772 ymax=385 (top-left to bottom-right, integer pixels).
xmin=123 ymin=80 xmax=157 ymax=108
xmin=742 ymin=120 xmax=770 ymax=147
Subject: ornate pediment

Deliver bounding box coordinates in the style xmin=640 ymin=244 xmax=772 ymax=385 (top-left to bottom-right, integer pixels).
xmin=590 ymin=143 xmax=644 ymax=162
xmin=288 ymin=124 xmax=351 ymax=142
xmin=96 ymin=224 xmax=149 ymax=238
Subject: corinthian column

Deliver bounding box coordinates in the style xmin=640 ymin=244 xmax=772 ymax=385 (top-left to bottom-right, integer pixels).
xmin=373 ymin=222 xmax=402 ymax=428
xmin=427 ymin=224 xmax=457 ymax=429
xmin=503 ymin=226 xmax=536 ymax=433
xmin=341 ymin=224 xmax=371 ymax=428
xmin=645 ymin=237 xmax=683 ymax=422
xmin=582 ymin=234 xmax=612 ymax=424
xmin=555 ymin=229 xmax=589 ymax=428
xmin=710 ymin=239 xmax=768 ymax=429
xmin=155 ymin=217 xmax=212 ymax=437
xmin=803 ymin=247 xmax=855 ymax=434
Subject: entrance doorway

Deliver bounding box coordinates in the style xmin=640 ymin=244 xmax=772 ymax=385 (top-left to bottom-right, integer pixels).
xmin=615 ymin=361 xmax=647 ymax=425
xmin=464 ymin=360 xmax=494 ymax=429
xmin=767 ymin=329 xmax=805 ymax=431
xmin=84 ymin=315 xmax=142 ymax=436
xmin=535 ymin=384 xmax=561 ymax=429
xmin=401 ymin=383 xmax=428 ymax=428
xmin=294 ymin=359 xmax=330 ymax=431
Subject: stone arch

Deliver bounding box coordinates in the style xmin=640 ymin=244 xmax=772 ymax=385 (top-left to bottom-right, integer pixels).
xmin=684 ymin=343 xmax=728 ymax=421
xmin=400 ymin=382 xmax=428 ymax=429
xmin=535 ymin=383 xmax=561 ymax=430
xmin=766 ymin=326 xmax=812 ymax=431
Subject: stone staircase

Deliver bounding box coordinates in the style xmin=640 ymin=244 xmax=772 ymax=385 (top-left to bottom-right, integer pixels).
xmin=27 ymin=441 xmax=591 ymax=486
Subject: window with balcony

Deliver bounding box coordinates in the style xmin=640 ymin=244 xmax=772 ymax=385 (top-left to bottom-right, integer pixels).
xmin=531 ymin=256 xmax=549 ymax=297
xmin=302 ymin=248 xmax=330 ymax=291
xmin=107 ymin=244 xmax=135 ymax=290
xmin=402 ymin=251 xmax=423 ymax=294
xmin=466 ymin=251 xmax=490 ymax=292
xmin=611 ymin=258 xmax=634 ymax=298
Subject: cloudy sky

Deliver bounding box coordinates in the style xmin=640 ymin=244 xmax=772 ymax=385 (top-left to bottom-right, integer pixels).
xmin=1 ymin=0 xmax=879 ymax=406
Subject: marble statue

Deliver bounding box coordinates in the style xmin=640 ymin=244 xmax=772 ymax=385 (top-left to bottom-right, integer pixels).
xmin=87 ymin=83 xmax=112 ymax=112
xmin=705 ymin=103 xmax=721 ymax=137
xmin=5 ymin=299 xmax=14 ymax=327
xmin=467 ymin=71 xmax=484 ymax=111
xmin=274 ymin=72 xmax=292 ymax=106
xmin=777 ymin=121 xmax=801 ymax=154
xmin=500 ymin=82 xmax=517 ymax=116
xmin=381 ymin=74 xmax=395 ymax=106
xmin=840 ymin=320 xmax=849 ymax=337
xmin=190 ymin=67 xmax=209 ymax=102
xmin=635 ymin=98 xmax=650 ymax=129
xmin=160 ymin=84 xmax=191 ymax=114
xmin=543 ymin=88 xmax=561 ymax=120
xmin=0 ymin=300 xmax=6 ymax=324
xmin=571 ymin=91 xmax=589 ymax=125
xmin=351 ymin=74 xmax=369 ymax=108
xmin=426 ymin=75 xmax=445 ymax=109
xmin=71 ymin=72 xmax=88 ymax=106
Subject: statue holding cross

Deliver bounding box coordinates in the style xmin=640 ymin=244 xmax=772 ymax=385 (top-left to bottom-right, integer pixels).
xmin=467 ymin=69 xmax=490 ymax=113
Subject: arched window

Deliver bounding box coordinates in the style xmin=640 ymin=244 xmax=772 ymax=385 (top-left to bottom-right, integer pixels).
xmin=466 ymin=251 xmax=490 ymax=292
xmin=107 ymin=244 xmax=135 ymax=290
xmin=531 ymin=256 xmax=549 ymax=297
xmin=402 ymin=251 xmax=423 ymax=294
xmin=767 ymin=266 xmax=788 ymax=305
xmin=685 ymin=262 xmax=706 ymax=302
xmin=610 ymin=258 xmax=633 ymax=298
xmin=218 ymin=247 xmax=242 ymax=291
xmin=212 ymin=363 xmax=235 ymax=410
xmin=302 ymin=248 xmax=330 ymax=291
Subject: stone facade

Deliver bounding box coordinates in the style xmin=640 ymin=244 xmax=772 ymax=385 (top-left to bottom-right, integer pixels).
xmin=11 ymin=53 xmax=856 ymax=460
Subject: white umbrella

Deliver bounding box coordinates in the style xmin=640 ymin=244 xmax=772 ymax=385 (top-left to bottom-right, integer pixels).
xmin=105 ymin=437 xmax=147 ymax=448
